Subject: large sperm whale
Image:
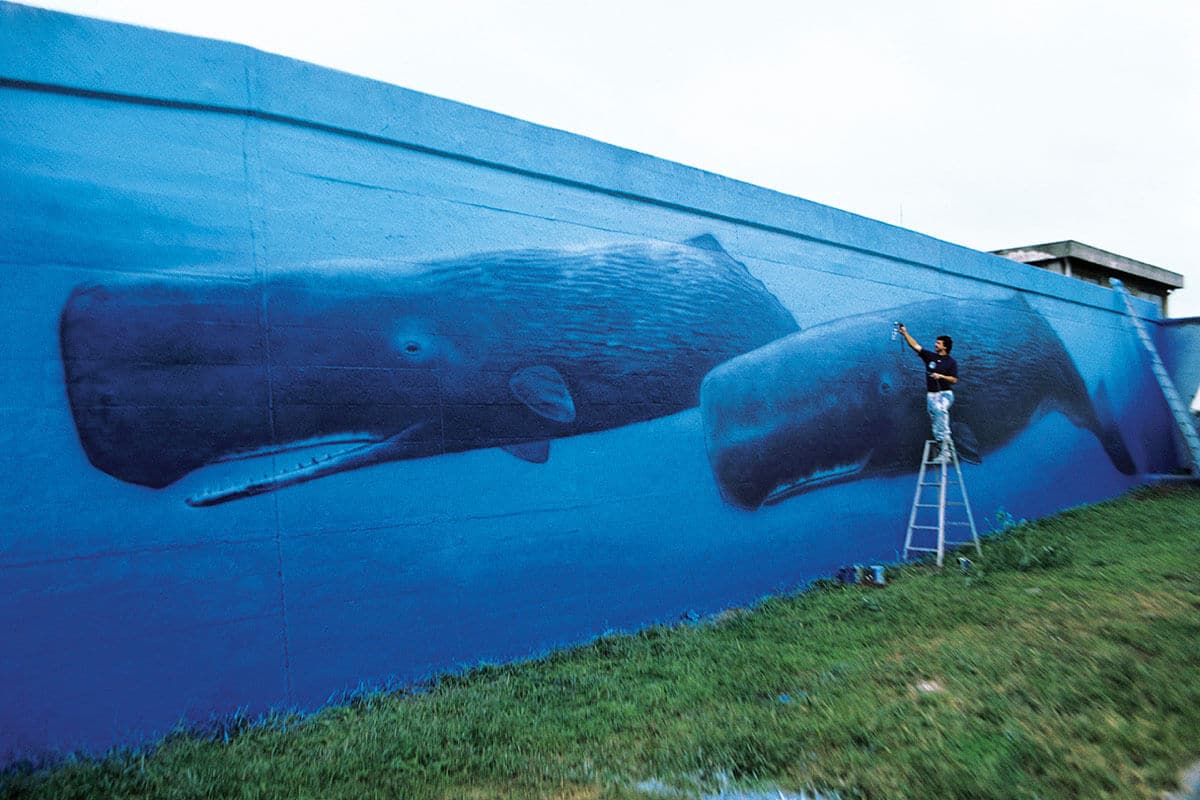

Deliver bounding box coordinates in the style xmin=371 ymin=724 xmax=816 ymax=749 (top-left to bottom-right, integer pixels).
xmin=700 ymin=295 xmax=1137 ymax=510
xmin=59 ymin=235 xmax=798 ymax=506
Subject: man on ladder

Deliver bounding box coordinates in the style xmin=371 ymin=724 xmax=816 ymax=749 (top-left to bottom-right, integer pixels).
xmin=896 ymin=323 xmax=958 ymax=463
xmin=896 ymin=322 xmax=978 ymax=567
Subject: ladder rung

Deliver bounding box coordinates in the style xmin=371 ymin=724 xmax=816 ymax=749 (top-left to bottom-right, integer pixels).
xmin=905 ymin=546 xmax=938 ymax=552
xmin=909 ymin=525 xmax=941 ymax=531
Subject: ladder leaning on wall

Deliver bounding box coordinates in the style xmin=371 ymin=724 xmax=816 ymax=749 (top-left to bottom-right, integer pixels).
xmin=1109 ymin=278 xmax=1200 ymax=475
xmin=903 ymin=439 xmax=981 ymax=568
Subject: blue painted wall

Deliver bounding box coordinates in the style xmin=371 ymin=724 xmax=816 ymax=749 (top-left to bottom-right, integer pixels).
xmin=1158 ymin=319 xmax=1200 ymax=402
xmin=0 ymin=2 xmax=1178 ymax=762
xmin=1155 ymin=318 xmax=1200 ymax=462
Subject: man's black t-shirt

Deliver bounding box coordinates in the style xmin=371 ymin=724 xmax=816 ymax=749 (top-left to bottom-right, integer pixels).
xmin=917 ymin=348 xmax=957 ymax=392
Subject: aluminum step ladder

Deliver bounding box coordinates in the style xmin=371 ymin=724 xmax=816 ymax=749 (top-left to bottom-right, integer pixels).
xmin=1109 ymin=278 xmax=1200 ymax=474
xmin=903 ymin=439 xmax=980 ymax=567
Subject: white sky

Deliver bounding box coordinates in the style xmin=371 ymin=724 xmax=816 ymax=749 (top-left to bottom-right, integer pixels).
xmin=20 ymin=0 xmax=1200 ymax=317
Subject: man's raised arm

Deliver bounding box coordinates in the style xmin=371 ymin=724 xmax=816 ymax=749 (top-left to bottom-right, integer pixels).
xmin=896 ymin=323 xmax=921 ymax=354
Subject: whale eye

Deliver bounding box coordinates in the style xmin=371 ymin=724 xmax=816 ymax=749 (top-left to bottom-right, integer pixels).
xmin=403 ymin=341 xmax=421 ymax=354
xmin=878 ymin=378 xmax=894 ymax=396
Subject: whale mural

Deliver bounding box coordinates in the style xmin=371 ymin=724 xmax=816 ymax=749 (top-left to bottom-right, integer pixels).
xmin=59 ymin=235 xmax=798 ymax=506
xmin=5 ymin=2 xmax=1175 ymax=766
xmin=700 ymin=295 xmax=1138 ymax=510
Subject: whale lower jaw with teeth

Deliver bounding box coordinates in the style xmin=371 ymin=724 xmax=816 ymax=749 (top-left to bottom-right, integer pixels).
xmin=186 ymin=424 xmax=428 ymax=508
xmin=761 ymin=453 xmax=873 ymax=507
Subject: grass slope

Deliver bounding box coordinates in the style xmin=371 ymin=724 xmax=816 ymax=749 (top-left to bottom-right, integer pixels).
xmin=3 ymin=486 xmax=1199 ymax=799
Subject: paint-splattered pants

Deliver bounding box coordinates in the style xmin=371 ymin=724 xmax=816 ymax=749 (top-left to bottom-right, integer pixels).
xmin=927 ymin=390 xmax=953 ymax=442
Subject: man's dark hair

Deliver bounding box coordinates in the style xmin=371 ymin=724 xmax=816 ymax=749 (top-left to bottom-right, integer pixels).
xmin=936 ymin=335 xmax=953 ymax=353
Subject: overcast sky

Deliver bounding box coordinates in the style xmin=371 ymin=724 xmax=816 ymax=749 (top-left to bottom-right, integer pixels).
xmin=21 ymin=0 xmax=1200 ymax=317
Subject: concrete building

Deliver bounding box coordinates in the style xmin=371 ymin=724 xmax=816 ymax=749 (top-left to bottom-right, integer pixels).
xmin=992 ymin=240 xmax=1184 ymax=316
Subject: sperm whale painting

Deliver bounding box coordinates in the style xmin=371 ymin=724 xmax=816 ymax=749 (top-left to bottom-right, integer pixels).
xmin=700 ymin=295 xmax=1137 ymax=510
xmin=59 ymin=235 xmax=798 ymax=505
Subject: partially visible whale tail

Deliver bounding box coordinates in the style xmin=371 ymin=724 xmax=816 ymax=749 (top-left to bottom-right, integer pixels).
xmin=1090 ymin=381 xmax=1138 ymax=475
xmin=1030 ymin=307 xmax=1139 ymax=477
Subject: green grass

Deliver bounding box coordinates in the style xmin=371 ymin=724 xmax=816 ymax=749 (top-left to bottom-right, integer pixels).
xmin=4 ymin=485 xmax=1199 ymax=800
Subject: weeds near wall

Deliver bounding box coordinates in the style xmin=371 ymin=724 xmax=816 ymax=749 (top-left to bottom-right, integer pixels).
xmin=981 ymin=506 xmax=1073 ymax=573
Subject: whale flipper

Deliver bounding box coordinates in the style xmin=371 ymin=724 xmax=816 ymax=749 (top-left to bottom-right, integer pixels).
xmin=509 ymin=366 xmax=577 ymax=423
xmin=501 ymin=441 xmax=551 ymax=463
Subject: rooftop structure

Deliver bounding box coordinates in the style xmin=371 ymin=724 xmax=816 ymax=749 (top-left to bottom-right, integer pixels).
xmin=992 ymin=240 xmax=1184 ymax=315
